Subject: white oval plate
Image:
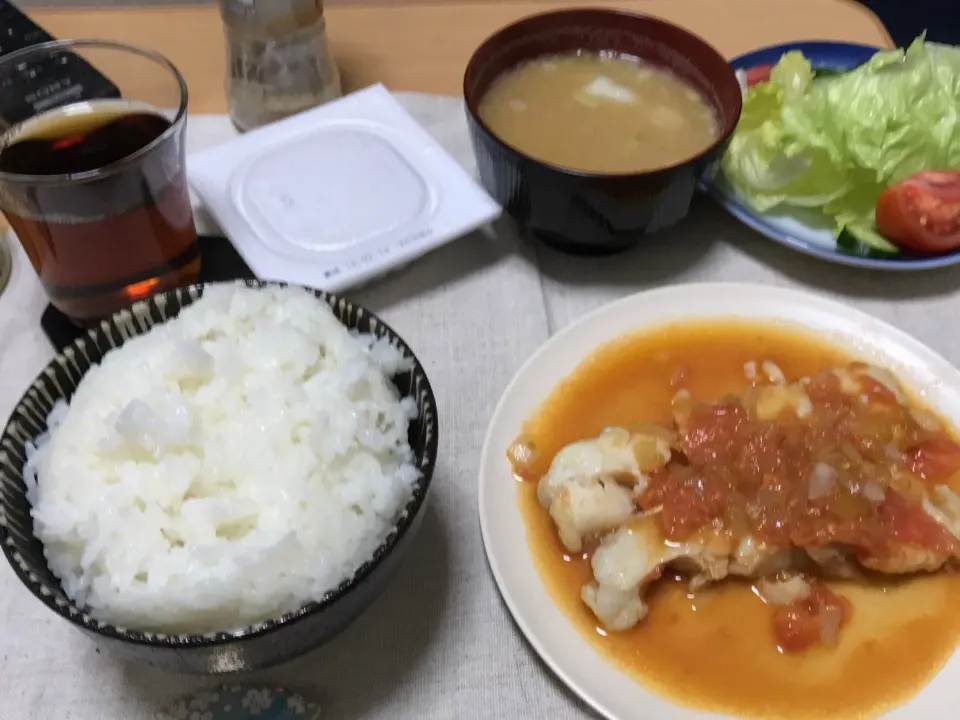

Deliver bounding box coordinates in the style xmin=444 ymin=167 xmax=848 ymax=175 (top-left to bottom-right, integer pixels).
xmin=477 ymin=282 xmax=960 ymax=720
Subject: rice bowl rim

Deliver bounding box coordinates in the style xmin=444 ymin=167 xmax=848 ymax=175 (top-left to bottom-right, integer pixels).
xmin=0 ymin=279 xmax=439 ymax=648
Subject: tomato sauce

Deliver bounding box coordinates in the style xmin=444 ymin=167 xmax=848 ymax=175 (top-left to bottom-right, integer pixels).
xmin=636 ymin=359 xmax=960 ymax=564
xmin=516 ymin=320 xmax=960 ymax=719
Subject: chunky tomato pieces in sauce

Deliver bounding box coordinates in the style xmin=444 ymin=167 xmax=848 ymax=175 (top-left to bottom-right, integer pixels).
xmin=638 ymin=363 xmax=960 ymax=651
xmin=772 ymin=583 xmax=851 ymax=654
xmin=641 ymin=367 xmax=959 ymax=552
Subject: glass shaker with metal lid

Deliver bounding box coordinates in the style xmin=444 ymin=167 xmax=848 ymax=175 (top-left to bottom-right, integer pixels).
xmin=217 ymin=0 xmax=342 ymax=132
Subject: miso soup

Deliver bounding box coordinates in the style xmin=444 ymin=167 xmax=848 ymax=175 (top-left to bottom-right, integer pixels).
xmin=478 ymin=53 xmax=720 ymax=174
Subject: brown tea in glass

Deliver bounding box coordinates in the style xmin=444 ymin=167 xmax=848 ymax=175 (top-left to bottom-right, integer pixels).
xmin=0 ymin=40 xmax=200 ymax=325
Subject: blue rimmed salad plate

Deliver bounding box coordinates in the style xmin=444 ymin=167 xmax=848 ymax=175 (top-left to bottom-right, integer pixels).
xmin=705 ymin=39 xmax=960 ymax=271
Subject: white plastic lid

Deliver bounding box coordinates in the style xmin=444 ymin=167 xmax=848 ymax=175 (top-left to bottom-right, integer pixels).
xmin=187 ymin=84 xmax=500 ymax=292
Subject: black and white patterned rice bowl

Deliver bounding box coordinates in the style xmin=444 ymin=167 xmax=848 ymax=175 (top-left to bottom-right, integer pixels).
xmin=0 ymin=280 xmax=439 ymax=674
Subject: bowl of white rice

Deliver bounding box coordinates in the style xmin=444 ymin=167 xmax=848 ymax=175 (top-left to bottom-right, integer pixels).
xmin=0 ymin=281 xmax=438 ymax=673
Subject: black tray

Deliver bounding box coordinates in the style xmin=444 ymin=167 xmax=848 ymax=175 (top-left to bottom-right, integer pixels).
xmin=41 ymin=234 xmax=256 ymax=353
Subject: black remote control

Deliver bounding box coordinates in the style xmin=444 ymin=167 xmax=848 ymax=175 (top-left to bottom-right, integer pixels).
xmin=0 ymin=0 xmax=121 ymax=128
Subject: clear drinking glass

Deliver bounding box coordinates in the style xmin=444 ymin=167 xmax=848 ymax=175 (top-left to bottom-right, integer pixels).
xmin=0 ymin=39 xmax=199 ymax=325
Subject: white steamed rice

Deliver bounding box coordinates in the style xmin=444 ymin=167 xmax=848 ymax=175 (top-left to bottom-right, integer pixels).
xmin=22 ymin=284 xmax=420 ymax=634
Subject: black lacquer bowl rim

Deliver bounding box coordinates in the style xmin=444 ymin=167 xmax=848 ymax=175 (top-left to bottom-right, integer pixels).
xmin=0 ymin=279 xmax=439 ymax=649
xmin=462 ymin=7 xmax=743 ymax=180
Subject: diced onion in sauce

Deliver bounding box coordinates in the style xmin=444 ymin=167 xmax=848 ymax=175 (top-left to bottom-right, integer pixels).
xmin=671 ymin=389 xmax=692 ymax=427
xmin=808 ymin=463 xmax=836 ymax=500
xmin=832 ymin=368 xmax=859 ymax=395
xmin=761 ymin=361 xmax=786 ymax=385
xmin=744 ymin=361 xmax=758 ymax=381
xmin=910 ymin=407 xmax=943 ymax=433
xmin=794 ymin=392 xmax=813 ymax=419
xmin=861 ymin=480 xmax=886 ymax=504
xmin=754 ymin=385 xmax=812 ymax=422
xmin=756 ymin=575 xmax=810 ymax=606
xmin=632 ymin=435 xmax=671 ymax=472
xmin=926 ymin=485 xmax=960 ymax=538
xmin=507 ymin=436 xmax=538 ymax=471
xmin=819 ymin=604 xmax=843 ymax=646
xmin=862 ymin=364 xmax=907 ymax=405
xmin=935 ymin=484 xmax=960 ymax=516
xmin=635 ymin=422 xmax=678 ymax=446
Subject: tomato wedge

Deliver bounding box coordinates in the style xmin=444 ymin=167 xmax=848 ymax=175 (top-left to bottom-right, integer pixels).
xmin=875 ymin=171 xmax=960 ymax=254
xmin=744 ymin=64 xmax=774 ymax=87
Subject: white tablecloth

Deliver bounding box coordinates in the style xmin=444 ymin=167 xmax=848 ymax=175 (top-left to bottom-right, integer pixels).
xmin=2 ymin=93 xmax=960 ymax=720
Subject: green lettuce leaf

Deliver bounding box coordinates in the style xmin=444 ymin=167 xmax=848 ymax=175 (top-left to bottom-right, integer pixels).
xmin=721 ymin=37 xmax=960 ymax=233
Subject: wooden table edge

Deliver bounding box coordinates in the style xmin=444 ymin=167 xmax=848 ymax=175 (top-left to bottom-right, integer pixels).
xmin=27 ymin=0 xmax=895 ymax=49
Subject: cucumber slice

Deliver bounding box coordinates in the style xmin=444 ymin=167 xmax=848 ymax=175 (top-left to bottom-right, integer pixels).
xmin=837 ymin=224 xmax=900 ymax=259
xmin=812 ymin=58 xmax=868 ymax=80
xmin=812 ymin=67 xmax=849 ymax=79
